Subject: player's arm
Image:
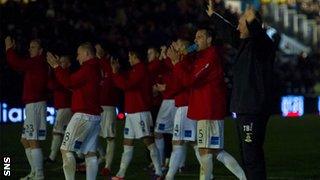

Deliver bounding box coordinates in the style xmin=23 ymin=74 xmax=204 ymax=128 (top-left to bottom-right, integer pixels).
xmin=47 ymin=52 xmax=87 ymax=89
xmin=206 ymin=0 xmax=239 ymax=47
xmin=113 ymin=66 xmax=144 ymax=90
xmin=5 ymin=36 xmax=33 ymax=72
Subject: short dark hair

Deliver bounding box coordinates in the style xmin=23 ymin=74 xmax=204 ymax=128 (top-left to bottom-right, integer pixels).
xmin=197 ymin=25 xmax=216 ymax=39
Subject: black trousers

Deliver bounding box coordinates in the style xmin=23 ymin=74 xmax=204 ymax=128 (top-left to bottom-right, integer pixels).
xmin=236 ymin=114 xmax=269 ymax=180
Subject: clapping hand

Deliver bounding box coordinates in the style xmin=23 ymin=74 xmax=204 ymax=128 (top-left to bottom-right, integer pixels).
xmin=167 ymin=46 xmax=179 ymax=65
xmin=5 ymin=36 xmax=16 ymax=51
xmin=47 ymin=52 xmax=60 ymax=68
xmin=206 ymin=0 xmax=215 ymax=17
xmin=110 ymin=57 xmax=120 ymax=73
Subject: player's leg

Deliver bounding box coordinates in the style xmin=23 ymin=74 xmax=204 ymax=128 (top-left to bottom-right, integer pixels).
xmin=197 ymin=120 xmax=216 ymax=180
xmin=25 ymin=101 xmax=47 ymax=180
xmin=115 ymin=139 xmax=134 ymax=178
xmin=82 ymin=117 xmax=101 ymax=180
xmin=47 ymin=108 xmax=72 ymax=163
xmin=104 ymin=137 xmax=115 ymax=169
xmin=60 ymin=113 xmax=95 ymax=180
xmin=155 ymin=100 xmax=176 ymax=166
xmin=211 ymin=120 xmax=246 ymax=180
xmin=114 ymin=113 xmax=135 ymax=178
xmin=100 ymin=106 xmax=117 ymax=176
xmin=165 ymin=140 xmax=184 ymax=180
xmin=20 ymin=137 xmax=35 ymax=180
xmin=166 ymin=107 xmax=186 ymax=179
xmin=142 ymin=137 xmax=163 ymax=178
xmin=140 ymin=112 xmax=162 ymax=177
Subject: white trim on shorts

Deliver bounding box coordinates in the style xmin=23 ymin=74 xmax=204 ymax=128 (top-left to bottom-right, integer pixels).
xmin=197 ymin=120 xmax=224 ymax=149
xmin=60 ymin=113 xmax=101 ymax=154
xmin=155 ymin=99 xmax=177 ymax=134
xmin=21 ymin=101 xmax=47 ymax=140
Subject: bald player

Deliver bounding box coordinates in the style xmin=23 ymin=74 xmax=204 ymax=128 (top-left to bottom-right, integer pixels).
xmin=47 ymin=42 xmax=102 ymax=180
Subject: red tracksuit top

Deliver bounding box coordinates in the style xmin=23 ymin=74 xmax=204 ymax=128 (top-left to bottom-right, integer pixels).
xmin=174 ymin=46 xmax=226 ymax=120
xmin=6 ymin=48 xmax=48 ymax=104
xmin=113 ymin=62 xmax=152 ymax=113
xmin=99 ymin=57 xmax=119 ymax=107
xmin=54 ymin=58 xmax=102 ymax=115
xmin=147 ymin=58 xmax=175 ymax=99
xmin=48 ymin=73 xmax=72 ymax=109
xmin=147 ymin=59 xmax=163 ymax=107
xmin=172 ymin=55 xmax=192 ymax=107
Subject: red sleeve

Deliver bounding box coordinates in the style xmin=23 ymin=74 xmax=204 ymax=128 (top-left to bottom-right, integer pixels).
xmin=99 ymin=58 xmax=112 ymax=75
xmin=163 ymin=57 xmax=174 ymax=70
xmin=148 ymin=60 xmax=161 ymax=76
xmin=173 ymin=60 xmax=192 ymax=88
xmin=54 ymin=66 xmax=87 ymax=89
xmin=113 ymin=65 xmax=144 ymax=90
xmin=6 ymin=48 xmax=32 ymax=72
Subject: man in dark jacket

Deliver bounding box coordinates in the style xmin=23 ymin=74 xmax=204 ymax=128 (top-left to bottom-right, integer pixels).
xmin=207 ymin=2 xmax=276 ymax=180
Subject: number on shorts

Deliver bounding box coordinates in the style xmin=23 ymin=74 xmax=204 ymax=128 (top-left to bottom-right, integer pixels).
xmin=199 ymin=129 xmax=203 ymax=138
xmin=64 ymin=132 xmax=70 ymax=142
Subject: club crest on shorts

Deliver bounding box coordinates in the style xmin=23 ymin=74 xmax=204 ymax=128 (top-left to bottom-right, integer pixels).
xmin=210 ymin=136 xmax=220 ymax=145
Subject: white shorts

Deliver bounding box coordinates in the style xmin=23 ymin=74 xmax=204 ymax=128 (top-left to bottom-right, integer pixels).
xmin=124 ymin=111 xmax=153 ymax=139
xmin=53 ymin=108 xmax=72 ymax=134
xmin=172 ymin=106 xmax=197 ymax=141
xmin=197 ymin=120 xmax=224 ymax=149
xmin=99 ymin=106 xmax=117 ymax=138
xmin=60 ymin=113 xmax=101 ymax=154
xmin=21 ymin=101 xmax=47 ymax=140
xmin=155 ymin=100 xmax=177 ymax=134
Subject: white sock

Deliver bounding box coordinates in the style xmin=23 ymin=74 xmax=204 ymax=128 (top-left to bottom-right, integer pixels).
xmin=105 ymin=139 xmax=115 ymax=169
xmin=166 ymin=145 xmax=183 ymax=179
xmin=31 ymin=148 xmax=44 ymax=179
xmin=155 ymin=137 xmax=164 ymax=165
xmin=116 ymin=145 xmax=133 ymax=177
xmin=63 ymin=152 xmax=76 ymax=180
xmin=148 ymin=143 xmax=162 ymax=176
xmin=49 ymin=135 xmax=62 ymax=161
xmin=200 ymin=154 xmax=213 ymax=180
xmin=217 ymin=150 xmax=247 ymax=180
xmin=25 ymin=148 xmax=35 ymax=174
xmin=85 ymin=156 xmax=98 ymax=180
xmin=179 ymin=143 xmax=187 ymax=168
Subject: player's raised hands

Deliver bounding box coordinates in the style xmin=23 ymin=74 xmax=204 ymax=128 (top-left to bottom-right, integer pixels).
xmin=167 ymin=46 xmax=179 ymax=65
xmin=110 ymin=57 xmax=120 ymax=73
xmin=47 ymin=52 xmax=60 ymax=68
xmin=159 ymin=45 xmax=167 ymax=60
xmin=5 ymin=36 xmax=16 ymax=51
xmin=206 ymin=0 xmax=215 ymax=17
xmin=244 ymin=6 xmax=256 ymax=24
